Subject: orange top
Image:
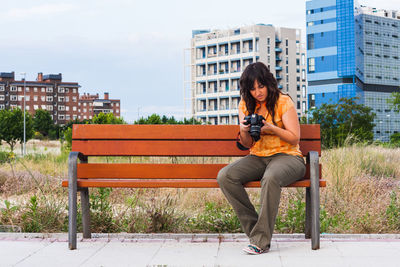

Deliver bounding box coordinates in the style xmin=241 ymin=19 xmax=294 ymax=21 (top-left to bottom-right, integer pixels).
xmin=238 ymin=94 xmax=302 ymax=157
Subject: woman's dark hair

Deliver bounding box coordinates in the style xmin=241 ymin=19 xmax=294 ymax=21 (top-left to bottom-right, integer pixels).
xmin=239 ymin=62 xmax=282 ymax=125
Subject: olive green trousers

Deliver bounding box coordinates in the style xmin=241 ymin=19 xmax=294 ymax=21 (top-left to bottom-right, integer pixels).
xmin=217 ymin=153 xmax=306 ymax=250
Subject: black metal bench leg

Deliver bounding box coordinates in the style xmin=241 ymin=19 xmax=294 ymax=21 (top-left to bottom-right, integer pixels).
xmin=305 ymin=187 xmax=311 ymax=239
xmin=309 ymin=151 xmax=320 ymax=250
xmin=81 ymin=188 xmax=91 ymax=239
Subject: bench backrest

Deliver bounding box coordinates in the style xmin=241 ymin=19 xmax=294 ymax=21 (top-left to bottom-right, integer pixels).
xmin=72 ymin=124 xmax=321 ymax=157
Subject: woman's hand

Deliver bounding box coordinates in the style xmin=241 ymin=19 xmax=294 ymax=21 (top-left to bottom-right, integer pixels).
xmin=239 ymin=119 xmax=250 ymax=133
xmin=261 ymin=120 xmax=276 ymax=135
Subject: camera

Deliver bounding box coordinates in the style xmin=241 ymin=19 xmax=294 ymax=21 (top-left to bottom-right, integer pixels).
xmin=243 ymin=114 xmax=265 ymax=142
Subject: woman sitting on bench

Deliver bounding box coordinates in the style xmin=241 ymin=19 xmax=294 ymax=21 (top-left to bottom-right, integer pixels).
xmin=217 ymin=62 xmax=306 ymax=255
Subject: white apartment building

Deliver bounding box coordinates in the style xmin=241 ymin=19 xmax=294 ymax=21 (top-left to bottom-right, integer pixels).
xmin=191 ymin=24 xmax=307 ymax=125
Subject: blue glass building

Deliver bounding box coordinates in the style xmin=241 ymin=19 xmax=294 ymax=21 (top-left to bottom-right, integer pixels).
xmin=306 ymin=0 xmax=400 ymax=141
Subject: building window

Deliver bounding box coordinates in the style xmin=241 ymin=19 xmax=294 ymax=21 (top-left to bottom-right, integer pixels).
xmin=10 ymin=86 xmax=17 ymax=92
xmin=47 ymin=87 xmax=53 ymax=93
xmin=307 ymin=34 xmax=314 ymax=49
xmin=308 ymin=58 xmax=315 ymax=72
xmin=46 ymin=96 xmax=53 ymax=102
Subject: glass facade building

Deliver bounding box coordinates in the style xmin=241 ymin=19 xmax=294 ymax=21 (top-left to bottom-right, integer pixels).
xmin=306 ymin=0 xmax=400 ymax=141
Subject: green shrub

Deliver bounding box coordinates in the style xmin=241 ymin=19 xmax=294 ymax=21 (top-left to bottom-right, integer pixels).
xmin=189 ymin=201 xmax=241 ymax=233
xmin=20 ymin=195 xmax=66 ymax=232
xmin=276 ymin=191 xmax=305 ymax=233
xmin=89 ymin=188 xmax=117 ymax=233
xmin=386 ymin=190 xmax=400 ymax=231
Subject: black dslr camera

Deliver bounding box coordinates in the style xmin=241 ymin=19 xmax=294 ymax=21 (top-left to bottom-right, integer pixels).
xmin=243 ymin=114 xmax=265 ymax=142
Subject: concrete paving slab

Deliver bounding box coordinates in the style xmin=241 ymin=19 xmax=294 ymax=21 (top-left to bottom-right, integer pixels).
xmin=340 ymin=256 xmax=400 ymax=267
xmin=214 ymin=241 xmax=282 ymax=267
xmin=0 ymin=240 xmax=51 ymax=266
xmin=148 ymin=241 xmax=219 ymax=267
xmin=280 ymin=256 xmax=346 ymax=267
xmin=14 ymin=241 xmax=106 ymax=267
xmin=83 ymin=242 xmax=163 ymax=267
xmin=277 ymin=240 xmax=340 ymax=256
xmin=334 ymin=241 xmax=399 ymax=257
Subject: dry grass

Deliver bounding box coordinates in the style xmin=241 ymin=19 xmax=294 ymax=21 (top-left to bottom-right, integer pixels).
xmin=1 ymin=141 xmax=400 ymax=233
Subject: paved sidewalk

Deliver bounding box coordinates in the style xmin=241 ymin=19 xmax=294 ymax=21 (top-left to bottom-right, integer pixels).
xmin=1 ymin=233 xmax=400 ymax=266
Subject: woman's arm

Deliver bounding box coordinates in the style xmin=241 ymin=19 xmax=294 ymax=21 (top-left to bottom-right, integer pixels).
xmin=238 ymin=108 xmax=253 ymax=148
xmin=261 ymin=106 xmax=300 ymax=146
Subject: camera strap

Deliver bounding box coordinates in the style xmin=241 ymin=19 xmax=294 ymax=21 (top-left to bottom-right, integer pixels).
xmin=236 ymin=131 xmax=250 ymax=151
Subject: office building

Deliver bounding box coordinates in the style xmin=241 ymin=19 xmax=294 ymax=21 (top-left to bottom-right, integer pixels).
xmin=191 ymin=24 xmax=307 ymax=125
xmin=306 ymin=0 xmax=400 ymax=141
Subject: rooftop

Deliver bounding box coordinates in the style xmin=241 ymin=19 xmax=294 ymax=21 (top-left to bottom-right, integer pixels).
xmin=358 ymin=5 xmax=400 ymax=20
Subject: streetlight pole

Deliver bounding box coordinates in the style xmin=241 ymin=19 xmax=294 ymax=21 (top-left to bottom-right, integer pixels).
xmin=387 ymin=114 xmax=391 ymax=143
xmin=20 ymin=72 xmax=26 ymax=156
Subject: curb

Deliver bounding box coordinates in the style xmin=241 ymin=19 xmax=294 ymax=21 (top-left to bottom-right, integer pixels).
xmin=1 ymin=233 xmax=400 ymax=242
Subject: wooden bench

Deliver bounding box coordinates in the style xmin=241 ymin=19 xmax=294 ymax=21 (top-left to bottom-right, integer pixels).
xmin=62 ymin=124 xmax=325 ymax=250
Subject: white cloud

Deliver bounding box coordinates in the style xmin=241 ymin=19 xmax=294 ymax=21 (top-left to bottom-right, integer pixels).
xmin=3 ymin=3 xmax=76 ymax=20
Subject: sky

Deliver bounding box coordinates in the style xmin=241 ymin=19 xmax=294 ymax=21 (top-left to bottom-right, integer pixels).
xmin=0 ymin=0 xmax=398 ymax=123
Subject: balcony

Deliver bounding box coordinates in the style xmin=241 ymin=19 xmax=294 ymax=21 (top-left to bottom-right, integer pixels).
xmin=275 ymin=66 xmax=283 ymax=71
xmin=275 ymin=38 xmax=282 ymax=43
xmin=275 ymin=48 xmax=282 ymax=53
xmin=231 ymin=68 xmax=241 ymax=73
xmin=276 ymin=56 xmax=282 ymax=61
xmin=276 ymin=76 xmax=282 ymax=80
xmin=278 ymin=85 xmax=283 ymax=89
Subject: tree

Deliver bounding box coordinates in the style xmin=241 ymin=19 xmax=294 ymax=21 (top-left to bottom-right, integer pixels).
xmin=0 ymin=108 xmax=34 ymax=152
xmin=63 ymin=112 xmax=125 ymax=150
xmin=388 ymin=92 xmax=400 ymax=112
xmin=91 ymin=112 xmax=125 ymax=124
xmin=33 ymin=109 xmax=54 ymax=137
xmin=135 ymin=114 xmax=201 ymax=125
xmin=308 ymin=97 xmax=376 ymax=148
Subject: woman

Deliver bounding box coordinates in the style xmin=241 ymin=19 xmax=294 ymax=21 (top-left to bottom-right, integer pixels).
xmin=217 ymin=62 xmax=306 ymax=255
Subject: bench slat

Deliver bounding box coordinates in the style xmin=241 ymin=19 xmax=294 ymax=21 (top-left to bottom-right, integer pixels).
xmin=77 ymin=163 xmax=322 ymax=180
xmin=72 ymin=140 xmax=321 ymax=157
xmin=72 ymin=124 xmax=321 ymax=140
xmin=62 ymin=179 xmax=326 ymax=188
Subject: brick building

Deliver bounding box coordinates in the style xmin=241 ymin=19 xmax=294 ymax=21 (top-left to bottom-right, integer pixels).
xmin=0 ymin=72 xmax=121 ymax=125
xmin=78 ymin=92 xmax=120 ymax=120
